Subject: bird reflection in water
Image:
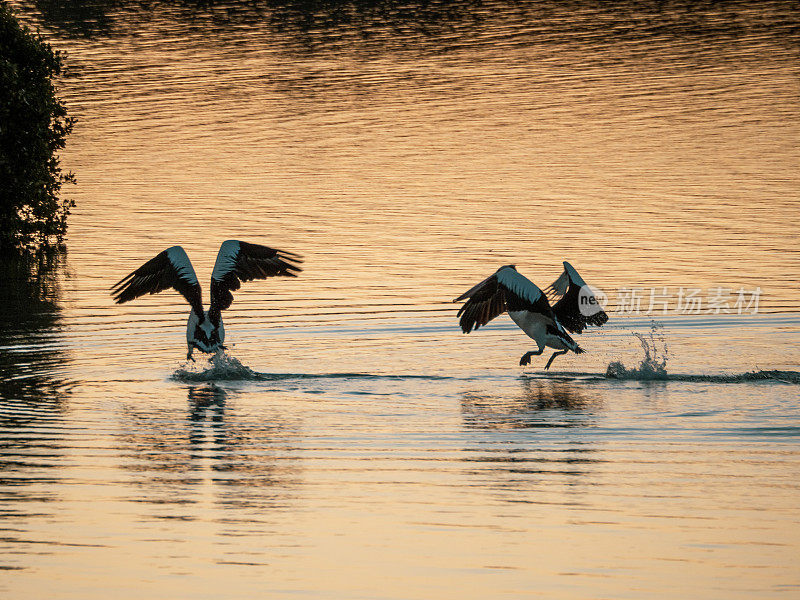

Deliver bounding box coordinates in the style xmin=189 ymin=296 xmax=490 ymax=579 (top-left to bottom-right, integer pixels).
xmin=187 ymin=384 xmax=228 ymax=464
xmin=460 ymin=378 xmax=602 ymax=500
xmin=116 ymin=384 xmax=302 ymax=515
xmin=184 ymin=384 xmax=303 ymax=512
xmin=188 ymin=384 xmax=226 ymax=423
xmin=461 ymin=376 xmax=597 ymax=431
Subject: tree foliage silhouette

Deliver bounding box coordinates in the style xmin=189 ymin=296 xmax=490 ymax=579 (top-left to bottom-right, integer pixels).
xmin=1 ymin=4 xmax=75 ymax=254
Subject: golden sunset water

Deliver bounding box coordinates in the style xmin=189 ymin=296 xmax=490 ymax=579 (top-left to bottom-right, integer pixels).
xmin=2 ymin=1 xmax=799 ymax=598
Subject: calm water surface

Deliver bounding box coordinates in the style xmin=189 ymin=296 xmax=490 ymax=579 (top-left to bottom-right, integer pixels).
xmin=2 ymin=1 xmax=800 ymax=598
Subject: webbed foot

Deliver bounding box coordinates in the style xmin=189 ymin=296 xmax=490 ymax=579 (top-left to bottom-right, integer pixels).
xmin=519 ymin=349 xmax=543 ymax=366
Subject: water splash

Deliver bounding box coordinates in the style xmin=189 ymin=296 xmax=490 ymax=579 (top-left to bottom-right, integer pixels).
xmin=606 ymin=321 xmax=669 ymax=380
xmin=171 ymin=352 xmax=262 ymax=382
xmin=602 ymin=321 xmax=799 ymax=383
xmin=171 ymin=353 xmax=462 ymax=383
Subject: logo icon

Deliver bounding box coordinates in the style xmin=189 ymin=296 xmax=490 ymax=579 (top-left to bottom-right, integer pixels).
xmin=578 ymin=285 xmax=607 ymax=316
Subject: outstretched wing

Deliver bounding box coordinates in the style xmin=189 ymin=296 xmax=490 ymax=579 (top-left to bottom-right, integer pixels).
xmin=208 ymin=240 xmax=302 ymax=325
xmin=453 ymin=272 xmax=506 ymax=333
xmin=545 ymin=261 xmax=608 ymax=334
xmin=111 ymin=246 xmax=203 ymax=317
xmin=453 ymin=265 xmax=554 ymax=333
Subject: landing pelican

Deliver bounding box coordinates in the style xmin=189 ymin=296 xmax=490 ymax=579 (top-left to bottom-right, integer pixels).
xmin=111 ymin=240 xmax=302 ymax=360
xmin=453 ymin=262 xmax=607 ymax=369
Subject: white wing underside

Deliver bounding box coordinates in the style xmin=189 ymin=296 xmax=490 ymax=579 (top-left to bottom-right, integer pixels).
xmin=496 ymin=266 xmax=544 ymax=305
xmin=211 ymin=240 xmax=240 ymax=282
xmin=546 ymin=261 xmax=587 ymax=300
xmin=166 ymin=246 xmax=199 ymax=287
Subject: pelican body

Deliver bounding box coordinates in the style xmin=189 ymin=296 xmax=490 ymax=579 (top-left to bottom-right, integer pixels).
xmin=453 ymin=262 xmax=607 ymax=369
xmin=111 ymin=240 xmax=302 ymax=360
xmin=186 ymin=310 xmax=225 ymax=356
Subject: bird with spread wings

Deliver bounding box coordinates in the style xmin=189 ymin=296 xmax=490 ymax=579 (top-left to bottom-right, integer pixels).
xmin=453 ymin=262 xmax=607 ymax=369
xmin=111 ymin=240 xmax=302 ymax=360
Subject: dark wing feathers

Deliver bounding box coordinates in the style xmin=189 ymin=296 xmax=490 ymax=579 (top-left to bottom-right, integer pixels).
xmin=110 ymin=247 xmax=203 ymax=317
xmin=453 ymin=268 xmax=554 ymax=334
xmin=454 ymin=274 xmax=507 ymax=333
xmin=209 ymin=240 xmax=302 ymax=324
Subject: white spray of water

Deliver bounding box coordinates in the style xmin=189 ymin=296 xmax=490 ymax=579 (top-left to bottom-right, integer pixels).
xmin=172 ymin=351 xmax=261 ymax=382
xmin=606 ymin=321 xmax=669 ymax=380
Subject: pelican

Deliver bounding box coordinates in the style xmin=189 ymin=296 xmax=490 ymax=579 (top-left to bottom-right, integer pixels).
xmin=453 ymin=262 xmax=607 ymax=369
xmin=111 ymin=240 xmax=302 ymax=360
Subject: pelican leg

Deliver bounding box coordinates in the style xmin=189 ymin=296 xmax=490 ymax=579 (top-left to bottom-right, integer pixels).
xmin=519 ymin=349 xmax=544 ymax=366
xmin=544 ymin=349 xmax=569 ymax=370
